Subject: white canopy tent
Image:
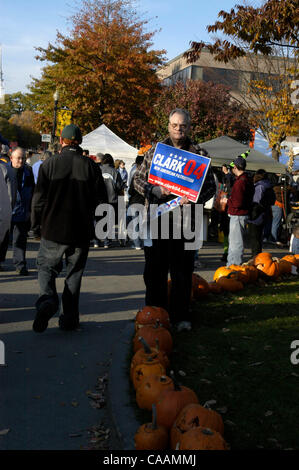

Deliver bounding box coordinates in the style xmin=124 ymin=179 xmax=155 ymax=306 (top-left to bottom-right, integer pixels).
xmin=81 ymin=124 xmax=138 ymax=171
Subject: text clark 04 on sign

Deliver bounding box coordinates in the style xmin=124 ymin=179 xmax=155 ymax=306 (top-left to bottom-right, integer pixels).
xmin=148 ymin=142 xmax=211 ymax=203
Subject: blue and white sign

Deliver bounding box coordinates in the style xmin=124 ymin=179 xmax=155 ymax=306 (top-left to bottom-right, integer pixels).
xmin=148 ymin=142 xmax=211 ymax=202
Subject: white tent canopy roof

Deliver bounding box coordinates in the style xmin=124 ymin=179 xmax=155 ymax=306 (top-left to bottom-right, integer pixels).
xmin=81 ymin=124 xmax=138 ymax=169
xmin=201 ymin=135 xmax=287 ymax=173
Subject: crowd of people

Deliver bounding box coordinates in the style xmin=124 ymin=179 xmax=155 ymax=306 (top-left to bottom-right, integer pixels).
xmin=0 ymin=112 xmax=299 ymax=333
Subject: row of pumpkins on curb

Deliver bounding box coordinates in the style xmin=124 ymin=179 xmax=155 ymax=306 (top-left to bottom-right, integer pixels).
xmin=131 ymin=308 xmax=228 ymax=450
xmin=131 ymin=252 xmax=299 ymax=450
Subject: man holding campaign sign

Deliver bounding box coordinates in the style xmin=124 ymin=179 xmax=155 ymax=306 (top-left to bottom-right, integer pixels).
xmin=134 ymin=108 xmax=216 ymax=332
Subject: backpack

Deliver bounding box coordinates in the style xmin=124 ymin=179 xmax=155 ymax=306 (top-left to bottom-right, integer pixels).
xmin=260 ymin=186 xmax=276 ymax=209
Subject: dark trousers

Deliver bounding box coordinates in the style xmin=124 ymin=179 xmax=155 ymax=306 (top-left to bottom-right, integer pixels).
xmin=143 ymin=238 xmax=195 ymax=324
xmin=248 ymin=222 xmax=264 ymax=258
xmin=0 ymin=221 xmax=30 ymax=269
xmin=36 ymin=238 xmax=89 ymax=322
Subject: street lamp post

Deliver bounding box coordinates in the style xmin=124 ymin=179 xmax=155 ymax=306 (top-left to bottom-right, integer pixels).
xmin=52 ymin=89 xmax=59 ymax=144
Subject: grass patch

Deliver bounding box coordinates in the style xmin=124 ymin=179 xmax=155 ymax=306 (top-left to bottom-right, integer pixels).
xmin=170 ymin=275 xmax=299 ymax=450
xmin=127 ymin=275 xmax=299 ymax=449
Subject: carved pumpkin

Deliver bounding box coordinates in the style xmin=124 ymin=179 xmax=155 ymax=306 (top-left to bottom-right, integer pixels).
xmin=136 ymin=374 xmax=174 ymax=410
xmin=155 ymin=374 xmax=199 ymax=429
xmin=192 ymin=273 xmax=210 ymax=298
xmin=135 ymin=306 xmax=170 ymax=331
xmin=253 ymin=252 xmax=279 ymax=278
xmin=170 ymin=403 xmax=224 ymax=449
xmin=130 ymin=337 xmax=170 ymax=381
xmin=134 ymin=404 xmax=169 ymax=450
xmin=179 ymin=426 xmax=228 ymax=450
xmin=133 ymin=322 xmax=173 ymax=356
xmin=132 ymin=356 xmax=166 ymax=390
xmin=217 ymin=276 xmax=244 ymax=292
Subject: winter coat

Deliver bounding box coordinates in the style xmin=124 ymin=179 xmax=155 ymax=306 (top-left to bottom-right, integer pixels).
xmin=0 ymin=168 xmax=12 ymax=243
xmin=11 ymin=164 xmax=35 ymax=223
xmin=31 ymin=145 xmax=107 ymax=245
xmin=101 ymin=163 xmax=125 ymax=204
xmin=227 ymin=172 xmax=254 ymax=216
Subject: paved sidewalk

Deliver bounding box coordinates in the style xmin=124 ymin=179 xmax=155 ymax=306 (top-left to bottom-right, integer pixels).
xmin=0 ymin=238 xmax=290 ymax=450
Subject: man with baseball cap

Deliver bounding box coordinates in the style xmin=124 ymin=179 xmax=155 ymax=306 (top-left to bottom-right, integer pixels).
xmin=31 ymin=124 xmax=107 ymax=333
xmin=226 ymin=155 xmax=254 ymax=266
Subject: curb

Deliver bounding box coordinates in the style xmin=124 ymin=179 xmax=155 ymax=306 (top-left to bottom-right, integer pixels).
xmin=108 ymin=321 xmax=139 ymax=450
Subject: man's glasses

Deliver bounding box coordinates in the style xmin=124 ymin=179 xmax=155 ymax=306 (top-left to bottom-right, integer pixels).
xmin=169 ymin=122 xmax=188 ymax=130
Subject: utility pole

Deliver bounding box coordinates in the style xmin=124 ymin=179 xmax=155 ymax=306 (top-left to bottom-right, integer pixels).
xmin=0 ymin=44 xmax=5 ymax=104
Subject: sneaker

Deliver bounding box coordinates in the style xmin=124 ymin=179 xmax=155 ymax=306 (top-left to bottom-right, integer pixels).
xmin=16 ymin=267 xmax=29 ymax=276
xmin=103 ymin=244 xmax=109 ymax=249
xmin=33 ymin=302 xmax=54 ymax=333
xmin=93 ymin=242 xmax=99 ymax=248
xmin=176 ymin=321 xmax=192 ymax=332
xmin=135 ymin=246 xmax=142 ymax=250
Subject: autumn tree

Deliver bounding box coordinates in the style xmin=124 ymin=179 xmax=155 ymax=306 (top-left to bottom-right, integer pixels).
xmin=184 ymin=0 xmax=299 ymax=162
xmin=153 ymin=80 xmax=252 ymax=144
xmin=185 ymin=0 xmax=299 ymax=63
xmin=29 ymin=0 xmax=165 ymax=144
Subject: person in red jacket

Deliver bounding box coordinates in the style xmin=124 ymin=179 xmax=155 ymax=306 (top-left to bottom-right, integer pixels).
xmin=227 ymin=156 xmax=254 ymax=266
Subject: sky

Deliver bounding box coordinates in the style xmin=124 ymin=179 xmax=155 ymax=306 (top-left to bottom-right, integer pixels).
xmin=1 ymin=0 xmax=263 ymax=95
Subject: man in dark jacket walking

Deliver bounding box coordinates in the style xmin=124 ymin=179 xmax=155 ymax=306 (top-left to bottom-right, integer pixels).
xmin=31 ymin=124 xmax=107 ymax=332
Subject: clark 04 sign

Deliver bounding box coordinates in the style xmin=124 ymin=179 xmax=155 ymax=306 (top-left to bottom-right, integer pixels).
xmin=148 ymin=142 xmax=211 ymax=203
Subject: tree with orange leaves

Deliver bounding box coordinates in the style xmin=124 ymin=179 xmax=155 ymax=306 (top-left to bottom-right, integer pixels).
xmin=29 ymin=0 xmax=165 ymax=145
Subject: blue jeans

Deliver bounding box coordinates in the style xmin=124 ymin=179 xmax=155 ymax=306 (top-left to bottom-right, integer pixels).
xmin=271 ymin=205 xmax=283 ymax=241
xmin=227 ymin=215 xmax=248 ymax=266
xmin=36 ymin=238 xmax=89 ymax=322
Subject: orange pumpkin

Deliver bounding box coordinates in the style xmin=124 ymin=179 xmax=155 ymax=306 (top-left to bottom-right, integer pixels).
xmin=155 ymin=375 xmax=199 ymax=430
xmin=179 ymin=426 xmax=228 ymax=450
xmin=228 ymin=265 xmax=251 ymax=284
xmin=170 ymin=403 xmax=224 ymax=449
xmin=192 ymin=273 xmax=210 ymax=299
xmin=213 ymin=266 xmax=241 ymax=282
xmin=134 ymin=404 xmax=169 ymax=450
xmin=278 ymin=259 xmax=292 ymax=275
xmin=217 ymin=276 xmax=244 ymax=292
xmin=133 ymin=323 xmax=173 ymax=356
xmin=135 ymin=306 xmax=170 ymax=331
xmin=130 ymin=337 xmax=170 ymax=380
xmin=282 ymin=254 xmax=299 ymax=267
xmin=208 ymin=282 xmax=223 ymax=294
xmin=243 ymin=264 xmax=259 ymax=282
xmin=253 ymin=252 xmax=280 ymax=278
xmin=136 ymin=374 xmax=174 ymax=410
xmin=132 ymin=357 xmax=166 ymax=390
